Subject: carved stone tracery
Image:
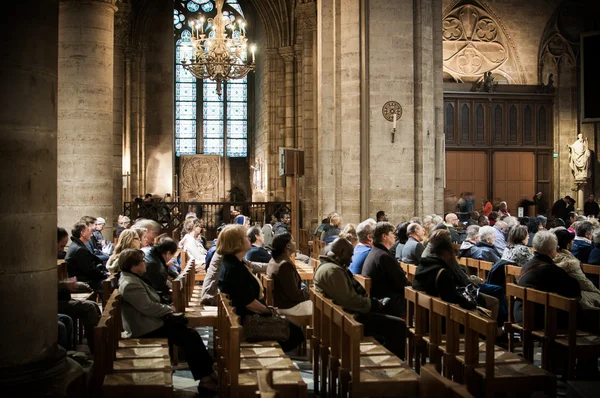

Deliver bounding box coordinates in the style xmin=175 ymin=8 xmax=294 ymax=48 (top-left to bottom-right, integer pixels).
xmin=180 ymin=155 xmax=222 ymax=201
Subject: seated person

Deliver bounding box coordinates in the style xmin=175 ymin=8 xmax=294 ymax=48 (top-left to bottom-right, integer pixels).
xmin=58 ymin=227 xmax=69 ymax=260
xmin=245 ymin=226 xmax=273 ymax=263
xmin=217 ymin=225 xmax=304 ymax=353
xmin=492 ymin=220 xmax=509 ymax=255
xmin=314 ymin=238 xmax=407 ymax=359
xmin=272 ymin=212 xmax=291 ymax=236
xmin=107 ymin=229 xmax=142 ymax=274
xmin=393 ymin=222 xmax=410 ymax=260
xmin=116 ymin=215 xmax=131 ymax=238
xmin=571 ymin=221 xmax=594 ymax=264
xmin=267 ymin=233 xmax=311 ymax=316
xmin=339 ymin=223 xmax=358 ymax=247
xmin=65 ymin=222 xmax=107 ymax=292
xmin=144 ymin=237 xmax=179 ymax=303
xmin=515 ymin=231 xmax=581 ymax=326
xmin=471 ymin=226 xmax=501 ymax=264
xmin=57 ymin=314 xmax=74 ymax=351
xmin=58 ymin=277 xmax=100 ymax=353
xmin=401 ymin=223 xmax=426 ymax=265
xmin=363 ymin=222 xmax=411 ymax=317
xmin=80 ymin=216 xmax=109 ymax=263
xmin=457 ymin=225 xmax=479 ymax=259
xmin=444 ymin=213 xmax=465 ymax=244
xmin=181 ymin=218 xmax=207 ymax=265
xmin=262 ymin=214 xmax=276 ymax=249
xmin=118 ymin=249 xmax=216 ymax=393
xmin=321 ymin=213 xmax=343 ymax=243
xmin=501 ymin=225 xmax=533 ymax=267
xmin=588 ymin=227 xmax=600 ymax=265
xmin=349 ymin=219 xmax=376 ymax=274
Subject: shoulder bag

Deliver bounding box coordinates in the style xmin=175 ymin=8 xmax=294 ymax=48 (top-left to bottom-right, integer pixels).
xmin=243 ymin=308 xmax=290 ymax=342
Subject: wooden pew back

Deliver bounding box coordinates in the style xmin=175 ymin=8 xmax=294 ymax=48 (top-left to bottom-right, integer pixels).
xmin=352 ymin=274 xmax=371 ymax=297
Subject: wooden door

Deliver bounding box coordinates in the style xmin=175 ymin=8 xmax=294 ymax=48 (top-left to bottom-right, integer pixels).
xmin=493 ymin=152 xmax=535 ymax=216
xmin=445 ymin=151 xmax=488 ymax=213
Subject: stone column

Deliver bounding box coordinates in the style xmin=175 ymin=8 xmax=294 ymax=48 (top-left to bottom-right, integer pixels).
xmin=0 ymin=0 xmax=74 ymax=392
xmin=280 ymin=46 xmax=295 ymax=202
xmin=114 ymin=1 xmax=131 ymax=229
xmin=58 ymin=0 xmax=117 ymax=238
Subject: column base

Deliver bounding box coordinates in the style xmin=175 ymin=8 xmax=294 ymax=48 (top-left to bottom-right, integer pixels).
xmin=0 ymin=345 xmax=84 ymax=397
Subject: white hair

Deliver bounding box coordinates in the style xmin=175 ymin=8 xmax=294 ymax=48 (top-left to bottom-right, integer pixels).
xmin=432 ymin=215 xmax=443 ymax=225
xmin=478 ymin=226 xmax=496 ymax=243
xmin=466 ymin=225 xmax=480 ymax=240
xmin=532 ymin=230 xmax=558 ymax=256
xmin=356 ymin=218 xmax=376 ymax=242
xmin=503 ymin=217 xmax=518 ymax=228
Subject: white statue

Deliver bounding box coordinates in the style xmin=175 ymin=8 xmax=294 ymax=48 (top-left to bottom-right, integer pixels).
xmin=568 ymin=134 xmax=591 ymax=181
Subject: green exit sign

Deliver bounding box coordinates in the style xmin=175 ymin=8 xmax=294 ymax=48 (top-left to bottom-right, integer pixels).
xmin=553 ymin=153 xmax=558 ymax=158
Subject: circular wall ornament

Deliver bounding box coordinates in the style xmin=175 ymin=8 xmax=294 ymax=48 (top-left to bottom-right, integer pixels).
xmin=382 ymin=101 xmax=403 ymax=122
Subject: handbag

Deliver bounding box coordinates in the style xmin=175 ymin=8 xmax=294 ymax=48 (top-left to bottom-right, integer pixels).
xmin=163 ymin=312 xmax=189 ymax=328
xmin=243 ymin=308 xmax=290 ymax=342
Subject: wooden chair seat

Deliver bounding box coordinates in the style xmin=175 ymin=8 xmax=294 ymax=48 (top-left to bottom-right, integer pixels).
xmin=358 ymin=353 xmax=404 ymax=368
xmin=455 ymin=347 xmax=521 ymax=365
xmin=237 ymin=369 xmax=306 ymax=389
xmin=554 ymin=333 xmax=600 ymax=346
xmin=473 ymin=361 xmax=551 ymax=379
xmin=103 ymin=371 xmax=173 ymax=398
xmin=240 ymin=357 xmax=295 ymax=371
xmin=118 ymin=338 xmax=168 ymax=348
xmin=240 ymin=340 xmax=282 ymax=348
xmin=115 ymin=346 xmax=170 ymax=359
xmin=359 ymin=340 xmax=393 ymax=356
xmin=240 ymin=345 xmax=285 ymax=358
xmin=352 ymin=366 xmax=419 ymax=396
xmin=71 ymin=292 xmax=95 ymax=301
xmin=112 ymin=357 xmax=171 ymax=372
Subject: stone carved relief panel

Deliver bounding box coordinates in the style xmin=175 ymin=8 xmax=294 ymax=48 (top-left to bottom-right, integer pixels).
xmin=180 ymin=155 xmax=221 ymax=201
xmin=442 ymin=0 xmax=524 ymax=84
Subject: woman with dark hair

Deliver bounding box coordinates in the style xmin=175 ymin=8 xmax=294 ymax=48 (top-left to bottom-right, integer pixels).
xmin=527 ymin=217 xmax=544 ymax=246
xmin=501 ymin=226 xmax=533 ymax=266
xmin=393 ymin=222 xmax=410 ymax=260
xmin=118 ymin=249 xmax=217 ymax=393
xmin=218 ymin=225 xmax=304 ymax=352
xmin=267 ymin=233 xmax=311 ymax=316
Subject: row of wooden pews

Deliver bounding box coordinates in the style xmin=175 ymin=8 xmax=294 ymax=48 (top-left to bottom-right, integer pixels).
xmin=217 ymin=293 xmax=308 ymax=397
xmin=172 ymin=259 xmax=218 ymax=328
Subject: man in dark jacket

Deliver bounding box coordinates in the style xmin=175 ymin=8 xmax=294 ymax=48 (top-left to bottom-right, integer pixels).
xmin=245 ymin=226 xmax=272 ymax=263
xmin=457 ymin=225 xmax=479 ymax=258
xmin=551 ymin=196 xmax=571 ymax=223
xmin=272 ymin=212 xmax=290 ymax=236
xmin=584 ymin=194 xmax=600 ymax=218
xmin=65 ymin=222 xmax=107 ymax=292
xmin=362 ymin=222 xmax=411 ymax=317
xmin=571 ymin=221 xmax=594 ymax=264
xmin=515 ymin=231 xmax=581 ymax=327
xmin=401 ymin=223 xmax=425 ymax=265
xmin=314 ymin=238 xmax=406 ymax=359
xmin=144 ymin=238 xmax=179 ymax=303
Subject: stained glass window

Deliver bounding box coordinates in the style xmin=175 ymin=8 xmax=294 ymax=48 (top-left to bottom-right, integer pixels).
xmin=174 ymin=0 xmax=248 ymax=158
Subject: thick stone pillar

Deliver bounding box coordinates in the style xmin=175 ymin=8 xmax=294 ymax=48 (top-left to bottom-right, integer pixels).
xmin=58 ymin=0 xmax=117 ymax=237
xmin=0 ymin=0 xmax=75 ymax=392
xmin=114 ymin=1 xmax=132 ymax=227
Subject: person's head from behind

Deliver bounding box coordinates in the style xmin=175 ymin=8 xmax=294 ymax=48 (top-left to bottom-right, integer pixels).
xmin=407 ymin=222 xmax=425 ymax=243
xmin=131 ymin=219 xmax=160 ymax=247
xmin=432 ymin=215 xmax=444 ymax=225
xmin=155 ymin=237 xmax=178 ymax=263
xmin=327 ymin=237 xmax=354 ymax=267
xmin=532 ymin=230 xmax=558 ymax=259
xmin=120 ymin=249 xmax=146 ymax=275
xmin=488 ymin=211 xmax=499 ymax=223
xmin=519 ymin=216 xmax=530 ymax=226
xmin=216 ymin=224 xmax=251 ymax=258
xmin=356 ymin=219 xmax=376 ymax=245
xmin=478 ymin=215 xmax=489 ymax=226
xmin=507 ymin=225 xmax=528 ymax=247
xmin=552 ymin=227 xmax=575 ymax=252
xmin=72 ymin=222 xmax=91 ymax=243
xmin=478 ymin=226 xmax=496 ymax=245
xmin=268 ymin=213 xmax=277 ymax=224
xmin=329 ymin=213 xmax=343 ymax=228
xmin=527 ymin=217 xmax=543 ymax=234
xmin=340 ymin=224 xmax=358 ymax=247
xmin=569 ymin=211 xmax=578 ymax=224
xmin=576 ymin=221 xmax=594 ymax=240
xmin=144 ymin=193 xmax=152 ymax=202
xmin=376 ymin=210 xmax=388 ymax=222
xmin=495 ymin=220 xmax=508 ymax=234
xmin=80 ymin=216 xmax=97 ymax=234
xmin=247 ymin=226 xmax=264 ymax=247
xmin=428 ymin=229 xmax=455 ymax=265
xmin=499 ymin=201 xmax=508 ymax=211
xmin=115 ymin=229 xmax=142 ymax=253
xmin=465 ymin=225 xmax=480 ymax=243
xmin=271 ymin=232 xmax=295 ymax=259
xmin=395 ymin=222 xmax=410 ymax=244
xmin=57 ymin=227 xmax=69 ymax=254
xmin=374 ymin=222 xmax=398 ymax=249
xmin=504 ymin=216 xmax=518 ymax=229
xmin=470 ymin=211 xmax=480 ymax=221
xmin=445 ymin=213 xmax=458 ymax=227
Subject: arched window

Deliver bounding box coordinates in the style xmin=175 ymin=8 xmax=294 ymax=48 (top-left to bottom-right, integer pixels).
xmin=174 ymin=0 xmax=248 ymax=158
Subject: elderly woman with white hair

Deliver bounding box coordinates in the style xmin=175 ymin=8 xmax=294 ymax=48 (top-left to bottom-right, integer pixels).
xmin=514 ymin=231 xmax=581 ymax=326
xmin=472 ymin=226 xmax=502 ymax=263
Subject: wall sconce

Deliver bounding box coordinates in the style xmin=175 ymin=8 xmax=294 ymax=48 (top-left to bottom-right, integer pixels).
xmin=382 ymin=101 xmax=402 ymax=143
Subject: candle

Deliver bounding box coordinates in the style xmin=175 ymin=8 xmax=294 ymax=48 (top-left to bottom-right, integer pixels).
xmin=251 ymin=45 xmax=256 ymax=63
xmin=392 ymin=113 xmax=397 ymax=129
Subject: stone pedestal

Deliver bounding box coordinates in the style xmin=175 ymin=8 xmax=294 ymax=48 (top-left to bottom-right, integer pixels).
xmin=0 ymin=0 xmax=75 ymax=393
xmin=58 ymin=0 xmax=117 ymax=237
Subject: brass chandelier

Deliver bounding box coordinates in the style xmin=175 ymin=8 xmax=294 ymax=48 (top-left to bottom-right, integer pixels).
xmin=182 ymin=0 xmax=255 ymax=97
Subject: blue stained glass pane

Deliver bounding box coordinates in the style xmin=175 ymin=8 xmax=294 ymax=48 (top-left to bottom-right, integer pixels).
xmin=176 ymin=120 xmax=196 ymax=138
xmin=176 ymin=83 xmax=196 ymax=101
xmin=203 ymin=83 xmax=221 ymax=102
xmin=191 ymin=0 xmax=211 ymax=4
xmin=176 ymin=102 xmax=196 ymax=119
xmin=187 ymin=2 xmax=200 ymax=12
xmin=176 ymin=65 xmax=195 ymax=82
xmin=227 ymin=84 xmax=247 ymax=102
xmin=204 ymin=139 xmax=224 ymax=155
xmin=175 ymin=23 xmax=183 ymax=29
xmin=203 ymin=121 xmax=224 ymax=138
xmin=181 ymin=29 xmax=192 ymax=40
xmin=229 ymin=75 xmax=247 ymax=83
xmin=226 ymin=0 xmax=245 ymax=18
xmin=227 ymin=120 xmax=247 ymax=139
xmin=176 ymin=139 xmax=197 ymax=156
xmin=203 ymin=102 xmax=224 ymax=120
xmin=227 ymin=138 xmax=247 ymax=157
xmin=227 ymin=102 xmax=247 ymax=120
xmin=201 ymin=2 xmax=214 ymax=12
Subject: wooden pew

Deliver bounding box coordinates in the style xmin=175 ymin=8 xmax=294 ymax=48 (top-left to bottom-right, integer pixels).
xmin=57 ymin=260 xmax=68 ymax=280
xmin=477 ymin=260 xmax=493 ymax=280
xmin=172 ymin=266 xmax=217 ymax=328
xmin=504 ymin=264 xmax=521 ymax=286
xmin=465 ymin=258 xmax=479 ymax=276
xmin=352 ymin=274 xmax=371 ymax=297
xmin=419 ymin=364 xmax=474 ymax=398
xmin=298 ymin=229 xmax=310 ymax=256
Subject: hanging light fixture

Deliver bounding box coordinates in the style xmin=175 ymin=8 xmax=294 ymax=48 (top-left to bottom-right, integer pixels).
xmin=182 ymin=0 xmax=255 ymax=97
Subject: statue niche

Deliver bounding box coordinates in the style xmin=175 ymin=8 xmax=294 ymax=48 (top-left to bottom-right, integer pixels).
xmin=568 ymin=134 xmax=591 ymax=182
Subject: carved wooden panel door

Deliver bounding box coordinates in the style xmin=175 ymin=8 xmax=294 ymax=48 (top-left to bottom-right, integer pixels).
xmin=445 ymin=151 xmax=488 ymax=213
xmin=493 ymin=152 xmax=535 ymax=216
